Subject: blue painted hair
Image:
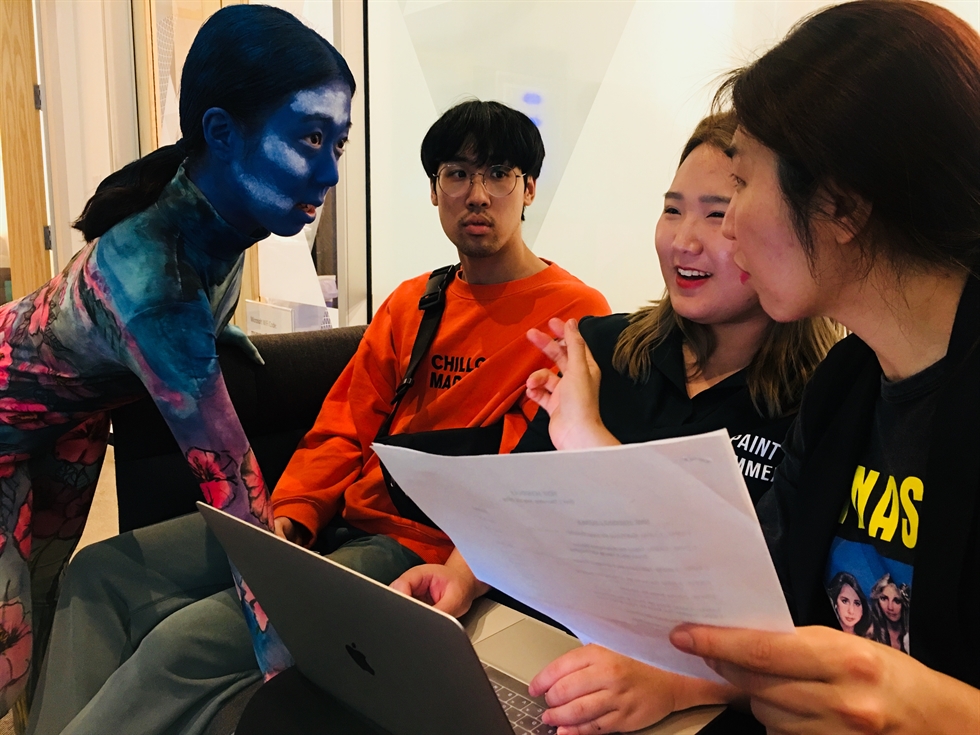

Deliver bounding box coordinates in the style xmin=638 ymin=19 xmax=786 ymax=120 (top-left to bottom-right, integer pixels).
xmin=75 ymin=5 xmax=354 ymax=241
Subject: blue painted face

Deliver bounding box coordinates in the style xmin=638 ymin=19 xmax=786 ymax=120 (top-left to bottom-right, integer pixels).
xmin=231 ymin=81 xmax=352 ymax=236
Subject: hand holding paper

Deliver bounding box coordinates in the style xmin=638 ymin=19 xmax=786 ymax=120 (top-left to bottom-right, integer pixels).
xmin=373 ymin=430 xmax=793 ymax=683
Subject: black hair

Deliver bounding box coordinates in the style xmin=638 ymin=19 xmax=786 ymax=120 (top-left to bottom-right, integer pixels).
xmin=420 ymin=100 xmax=545 ymax=180
xmin=718 ymin=0 xmax=980 ymax=276
xmin=74 ymin=5 xmax=355 ymax=242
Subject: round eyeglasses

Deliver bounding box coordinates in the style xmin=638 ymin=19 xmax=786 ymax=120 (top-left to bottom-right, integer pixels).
xmin=433 ymin=165 xmax=527 ymax=198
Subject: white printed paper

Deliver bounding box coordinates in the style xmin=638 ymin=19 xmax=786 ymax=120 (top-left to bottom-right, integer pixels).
xmin=257 ymin=232 xmax=326 ymax=308
xmin=373 ymin=430 xmax=794 ymax=682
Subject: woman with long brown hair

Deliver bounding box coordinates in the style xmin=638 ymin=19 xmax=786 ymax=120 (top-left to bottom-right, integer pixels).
xmin=670 ymin=2 xmax=980 ymax=733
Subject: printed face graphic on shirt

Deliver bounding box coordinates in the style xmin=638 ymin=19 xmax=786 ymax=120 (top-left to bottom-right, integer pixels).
xmin=877 ymin=583 xmax=904 ymax=623
xmin=835 ymin=583 xmax=864 ymax=631
xmin=231 ymin=82 xmax=351 ymax=236
xmin=826 ymin=544 xmax=912 ymax=654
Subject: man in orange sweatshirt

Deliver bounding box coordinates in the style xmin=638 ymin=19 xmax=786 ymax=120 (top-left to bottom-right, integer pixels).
xmin=271 ymin=98 xmax=609 ymax=595
xmin=30 ymin=99 xmax=609 ymax=735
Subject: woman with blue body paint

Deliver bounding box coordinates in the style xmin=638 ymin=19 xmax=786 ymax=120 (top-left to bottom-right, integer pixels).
xmin=0 ymin=5 xmax=353 ymax=721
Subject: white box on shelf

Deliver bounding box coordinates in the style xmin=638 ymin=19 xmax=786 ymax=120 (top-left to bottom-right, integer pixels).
xmin=245 ymin=299 xmax=333 ymax=335
xmin=245 ymin=299 xmax=292 ymax=335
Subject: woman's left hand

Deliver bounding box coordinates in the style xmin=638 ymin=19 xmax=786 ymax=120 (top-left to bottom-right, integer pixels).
xmin=670 ymin=623 xmax=980 ymax=735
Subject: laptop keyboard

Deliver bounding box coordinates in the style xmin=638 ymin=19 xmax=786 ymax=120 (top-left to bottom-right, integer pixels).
xmin=482 ymin=662 xmax=557 ymax=735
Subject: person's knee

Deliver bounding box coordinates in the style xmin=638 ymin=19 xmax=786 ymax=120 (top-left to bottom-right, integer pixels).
xmin=328 ymin=535 xmax=422 ymax=584
xmin=135 ymin=592 xmax=258 ymax=679
xmin=61 ymin=541 xmax=121 ymax=595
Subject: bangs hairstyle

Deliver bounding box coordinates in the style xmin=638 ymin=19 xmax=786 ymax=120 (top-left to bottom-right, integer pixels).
xmin=717 ymin=0 xmax=980 ymax=277
xmin=420 ymin=100 xmax=545 ymax=180
xmin=75 ymin=4 xmax=354 ymax=242
xmin=612 ymin=112 xmax=842 ymax=418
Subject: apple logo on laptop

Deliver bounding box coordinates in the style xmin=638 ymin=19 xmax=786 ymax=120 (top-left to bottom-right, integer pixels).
xmin=345 ymin=642 xmax=375 ymax=675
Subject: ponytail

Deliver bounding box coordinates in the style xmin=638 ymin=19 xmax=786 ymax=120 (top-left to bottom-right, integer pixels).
xmin=73 ymin=141 xmax=188 ymax=242
xmin=72 ymin=4 xmax=354 ymax=243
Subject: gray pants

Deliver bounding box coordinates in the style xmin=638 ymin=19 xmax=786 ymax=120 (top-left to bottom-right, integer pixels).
xmin=26 ymin=513 xmax=423 ymax=735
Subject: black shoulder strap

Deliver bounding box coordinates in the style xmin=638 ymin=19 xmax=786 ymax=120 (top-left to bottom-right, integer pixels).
xmin=375 ymin=264 xmax=458 ymax=440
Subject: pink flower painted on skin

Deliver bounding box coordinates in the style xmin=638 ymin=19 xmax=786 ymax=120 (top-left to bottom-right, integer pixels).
xmin=187 ymin=448 xmax=237 ymax=509
xmin=241 ymin=580 xmax=270 ymax=633
xmin=241 ymin=449 xmax=270 ymax=527
xmin=54 ymin=415 xmax=111 ymax=466
xmin=0 ymin=599 xmax=32 ymax=693
xmin=13 ymin=502 xmax=30 ymax=560
xmin=0 ymin=343 xmax=11 ymax=392
xmin=0 ymin=398 xmax=68 ymax=431
xmin=27 ymin=274 xmax=63 ymax=336
xmin=28 ymin=295 xmax=51 ymax=337
xmin=0 ymin=456 xmax=29 ymax=481
xmin=0 ymin=305 xmax=16 ymax=334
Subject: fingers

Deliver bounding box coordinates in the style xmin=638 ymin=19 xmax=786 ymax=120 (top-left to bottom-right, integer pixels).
xmin=525 ymin=369 xmax=560 ymax=411
xmin=273 ymin=517 xmax=290 ymax=540
xmin=543 ymin=690 xmax=615 ymax=732
xmin=526 ymin=327 xmax=568 ymax=372
xmin=432 ymin=585 xmax=470 ymax=617
xmin=391 ymin=565 xmax=471 ymax=615
xmin=390 ymin=567 xmax=431 ymax=599
xmin=274 ymin=516 xmax=310 ymax=545
xmin=562 ymin=319 xmax=589 ymax=373
xmin=248 ymin=345 xmax=266 ymax=366
xmin=529 ymin=646 xmax=596 ymax=696
xmin=388 ymin=570 xmax=417 ymax=597
xmin=671 ymin=624 xmax=835 ymax=682
xmin=542 ymin=667 xmax=607 ymax=709
xmin=547 ymin=317 xmax=568 ymax=339
xmin=276 ymin=517 xmax=313 ymax=547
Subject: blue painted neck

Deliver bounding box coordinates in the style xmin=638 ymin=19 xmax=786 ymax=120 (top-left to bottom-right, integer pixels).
xmin=157 ymin=166 xmax=270 ymax=260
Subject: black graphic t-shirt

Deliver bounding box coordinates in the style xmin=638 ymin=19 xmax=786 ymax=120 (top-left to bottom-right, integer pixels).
xmin=516 ymin=316 xmax=794 ymax=503
xmin=825 ymin=357 xmax=945 ymax=654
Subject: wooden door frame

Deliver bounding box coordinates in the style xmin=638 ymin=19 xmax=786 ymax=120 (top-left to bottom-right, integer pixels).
xmin=0 ymin=0 xmax=51 ymax=299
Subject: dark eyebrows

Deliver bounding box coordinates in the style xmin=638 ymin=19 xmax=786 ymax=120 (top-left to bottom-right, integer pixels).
xmin=663 ymin=192 xmax=731 ymax=205
xmin=725 ymin=145 xmax=738 ymax=159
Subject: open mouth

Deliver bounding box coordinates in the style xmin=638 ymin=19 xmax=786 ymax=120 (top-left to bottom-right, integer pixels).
xmin=675 ymin=267 xmax=711 ymax=290
xmin=676 ymin=267 xmax=711 ymax=281
xmin=297 ymin=203 xmax=318 ymax=216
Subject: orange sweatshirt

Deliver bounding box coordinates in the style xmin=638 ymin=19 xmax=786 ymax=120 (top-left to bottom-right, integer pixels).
xmin=271 ymin=262 xmax=610 ymax=563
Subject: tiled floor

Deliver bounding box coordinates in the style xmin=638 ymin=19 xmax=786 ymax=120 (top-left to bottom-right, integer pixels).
xmin=0 ymin=446 xmax=120 ymax=734
xmin=75 ymin=444 xmax=121 ymax=555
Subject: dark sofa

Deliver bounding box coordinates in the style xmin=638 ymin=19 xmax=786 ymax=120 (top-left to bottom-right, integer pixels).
xmin=108 ymin=324 xmax=558 ymax=734
xmin=112 ymin=326 xmax=365 ymax=533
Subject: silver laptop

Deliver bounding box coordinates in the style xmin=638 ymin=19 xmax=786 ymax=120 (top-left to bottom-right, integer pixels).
xmin=198 ymin=503 xmax=580 ymax=735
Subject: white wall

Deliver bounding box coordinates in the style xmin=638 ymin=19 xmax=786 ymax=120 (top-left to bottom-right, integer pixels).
xmin=367 ymin=0 xmax=980 ymax=315
xmin=36 ymin=0 xmax=139 ymax=269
